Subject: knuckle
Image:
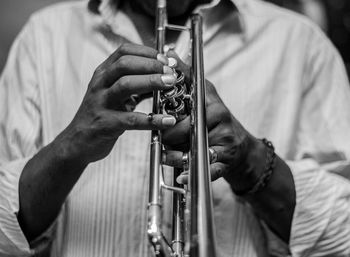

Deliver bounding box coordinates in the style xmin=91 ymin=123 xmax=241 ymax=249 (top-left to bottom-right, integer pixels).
xmin=88 ymin=112 xmax=107 ymax=134
xmin=92 ymin=66 xmax=108 ymax=86
xmin=92 ymin=112 xmax=105 ymax=126
xmin=117 ymin=56 xmax=129 ymax=68
xmin=117 ymin=77 xmax=131 ymax=95
xmin=216 ymin=167 xmax=224 ymax=177
xmin=148 ymin=114 xmax=162 ymax=127
xmin=91 ymin=77 xmax=105 ymax=90
xmin=151 ymin=116 xmax=159 ymax=126
xmin=118 ymin=43 xmax=132 ymax=54
xmin=125 ymin=114 xmax=138 ymax=128
xmin=220 ymin=127 xmax=235 ymax=141
xmin=116 ymin=44 xmax=125 ymax=56
xmin=94 ymin=64 xmax=106 ymax=76
xmin=87 ymin=82 xmax=101 ymax=96
xmin=222 ymin=111 xmax=232 ymax=122
xmin=212 ymin=165 xmax=225 ymax=180
xmin=227 ymin=144 xmax=239 ymax=158
xmin=118 ymin=43 xmax=127 ymax=53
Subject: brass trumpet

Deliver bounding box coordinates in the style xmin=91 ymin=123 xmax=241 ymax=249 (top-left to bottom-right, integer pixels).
xmin=147 ymin=1 xmax=218 ymax=257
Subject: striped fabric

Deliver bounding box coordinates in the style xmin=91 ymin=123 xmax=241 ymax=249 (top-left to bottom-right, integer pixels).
xmin=0 ymin=0 xmax=350 ymax=256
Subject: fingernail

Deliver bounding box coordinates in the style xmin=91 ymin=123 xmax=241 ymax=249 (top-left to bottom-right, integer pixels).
xmin=157 ymin=54 xmax=168 ymax=65
xmin=162 ymin=116 xmax=176 ymax=127
xmin=168 ymin=57 xmax=177 ymax=68
xmin=164 ymin=43 xmax=176 ymax=53
xmin=176 ymin=175 xmax=186 ymax=184
xmin=161 ymin=74 xmax=176 ymax=87
xmin=163 ymin=66 xmax=173 ymax=74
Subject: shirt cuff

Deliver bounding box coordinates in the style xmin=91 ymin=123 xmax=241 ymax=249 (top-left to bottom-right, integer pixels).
xmin=0 ymin=159 xmax=56 ymax=256
xmin=287 ymin=159 xmax=350 ymax=257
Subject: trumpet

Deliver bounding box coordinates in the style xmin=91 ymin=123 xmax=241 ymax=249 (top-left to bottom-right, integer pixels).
xmin=147 ymin=1 xmax=218 ymax=257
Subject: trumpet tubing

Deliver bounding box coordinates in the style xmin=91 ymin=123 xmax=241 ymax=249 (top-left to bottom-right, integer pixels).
xmin=147 ymin=1 xmax=217 ymax=257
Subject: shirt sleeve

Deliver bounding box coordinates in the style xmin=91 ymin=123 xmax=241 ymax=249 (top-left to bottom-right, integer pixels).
xmin=0 ymin=17 xmax=48 ymax=256
xmin=287 ymin=26 xmax=350 ymax=257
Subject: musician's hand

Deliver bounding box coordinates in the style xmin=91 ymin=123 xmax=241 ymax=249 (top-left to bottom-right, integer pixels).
xmin=163 ymin=52 xmax=295 ymax=244
xmin=162 ymin=52 xmax=266 ymax=192
xmin=56 ymin=43 xmax=177 ymax=165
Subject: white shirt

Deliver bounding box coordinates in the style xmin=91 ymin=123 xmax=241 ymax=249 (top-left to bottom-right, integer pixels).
xmin=1 ymin=0 xmax=350 ymax=256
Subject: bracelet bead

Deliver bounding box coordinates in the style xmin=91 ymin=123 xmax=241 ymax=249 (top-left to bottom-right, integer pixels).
xmin=235 ymin=138 xmax=276 ymax=196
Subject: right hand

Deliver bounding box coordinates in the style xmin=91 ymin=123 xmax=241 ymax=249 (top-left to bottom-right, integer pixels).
xmin=56 ymin=43 xmax=177 ymax=165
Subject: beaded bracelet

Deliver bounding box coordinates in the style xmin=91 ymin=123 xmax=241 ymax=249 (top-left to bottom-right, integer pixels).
xmin=235 ymin=138 xmax=276 ymax=196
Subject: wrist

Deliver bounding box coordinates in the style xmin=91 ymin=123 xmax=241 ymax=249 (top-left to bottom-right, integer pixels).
xmin=51 ymin=129 xmax=90 ymax=169
xmin=226 ymin=137 xmax=269 ymax=194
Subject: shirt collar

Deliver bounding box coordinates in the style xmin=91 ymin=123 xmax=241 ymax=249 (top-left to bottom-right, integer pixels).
xmin=196 ymin=0 xmax=246 ymax=15
xmin=95 ymin=0 xmax=246 ymax=38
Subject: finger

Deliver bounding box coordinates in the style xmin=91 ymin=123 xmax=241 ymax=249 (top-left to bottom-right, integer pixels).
xmin=162 ymin=102 xmax=229 ymax=143
xmin=163 ymin=146 xmax=228 ymax=169
xmin=209 ymin=129 xmax=248 ymax=172
xmin=208 ymin=124 xmax=243 ymax=164
xmin=175 ymin=162 xmax=229 ymax=184
xmin=107 ymin=73 xmax=177 ymax=101
xmin=209 ymin=145 xmax=231 ymax=164
xmin=206 ymin=102 xmax=233 ymax=130
xmin=102 ymin=43 xmax=160 ymax=67
xmin=162 ymin=115 xmax=191 ymax=147
xmin=109 ymin=55 xmax=173 ymax=86
xmin=162 ymin=150 xmax=184 ymax=168
xmin=205 ymin=80 xmax=226 ymax=108
xmin=106 ymin=111 xmax=177 ymax=131
xmin=210 ymin=162 xmax=229 ymax=181
xmin=176 ymin=171 xmax=189 ymax=185
xmin=208 ymin=122 xmax=235 ymax=145
xmin=97 ymin=55 xmax=174 ymax=88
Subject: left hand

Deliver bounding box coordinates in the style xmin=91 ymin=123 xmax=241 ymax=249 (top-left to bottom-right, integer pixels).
xmin=162 ymin=52 xmax=265 ymax=192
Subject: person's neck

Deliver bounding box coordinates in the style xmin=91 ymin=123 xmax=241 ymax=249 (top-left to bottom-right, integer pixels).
xmin=122 ymin=2 xmax=191 ymax=48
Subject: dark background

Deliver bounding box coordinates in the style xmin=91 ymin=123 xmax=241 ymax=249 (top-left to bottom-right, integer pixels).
xmin=268 ymin=0 xmax=350 ymax=75
xmin=325 ymin=0 xmax=350 ymax=75
xmin=0 ymin=0 xmax=349 ymax=76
